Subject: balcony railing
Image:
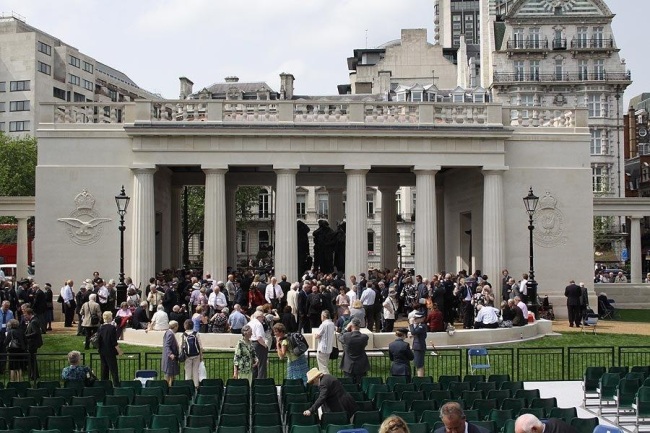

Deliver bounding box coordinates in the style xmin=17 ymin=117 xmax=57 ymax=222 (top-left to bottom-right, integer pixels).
xmin=570 ymin=37 xmax=615 ymax=50
xmin=506 ymin=39 xmax=549 ymax=50
xmin=552 ymin=38 xmax=567 ymax=50
xmin=493 ymin=70 xmax=631 ymax=83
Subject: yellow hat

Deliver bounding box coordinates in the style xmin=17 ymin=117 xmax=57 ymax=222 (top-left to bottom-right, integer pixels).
xmin=306 ymin=368 xmax=323 ymax=384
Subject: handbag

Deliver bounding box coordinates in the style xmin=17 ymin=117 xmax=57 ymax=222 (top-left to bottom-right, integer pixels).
xmin=57 ymin=294 xmax=64 ymax=303
xmin=178 ymin=334 xmax=187 ymax=362
xmin=84 ymin=369 xmax=97 ymax=387
xmin=329 ymin=346 xmax=339 ymax=360
xmin=90 ymin=331 xmax=100 ymax=349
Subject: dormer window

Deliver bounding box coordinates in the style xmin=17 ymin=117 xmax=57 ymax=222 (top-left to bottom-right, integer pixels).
xmin=411 ymin=91 xmax=423 ymax=102
xmin=396 ymin=92 xmax=407 ymax=102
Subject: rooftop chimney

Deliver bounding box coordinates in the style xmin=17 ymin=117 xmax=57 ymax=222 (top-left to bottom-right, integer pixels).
xmin=225 ymin=76 xmax=239 ymax=83
xmin=179 ymin=77 xmax=194 ymax=99
xmin=279 ymin=73 xmax=295 ymax=100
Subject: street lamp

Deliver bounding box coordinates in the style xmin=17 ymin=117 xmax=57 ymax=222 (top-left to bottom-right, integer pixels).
xmin=397 ymin=244 xmax=406 ymax=269
xmin=523 ymin=187 xmax=539 ymax=318
xmin=115 ymin=185 xmax=130 ymax=304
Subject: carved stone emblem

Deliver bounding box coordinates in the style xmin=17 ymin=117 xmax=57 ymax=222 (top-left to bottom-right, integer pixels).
xmin=57 ymin=190 xmax=112 ymax=245
xmin=533 ymin=192 xmax=567 ymax=248
xmin=541 ymin=0 xmax=577 ymax=13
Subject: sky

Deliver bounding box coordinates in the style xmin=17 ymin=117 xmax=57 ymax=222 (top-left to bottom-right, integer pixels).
xmin=3 ymin=0 xmax=648 ymax=106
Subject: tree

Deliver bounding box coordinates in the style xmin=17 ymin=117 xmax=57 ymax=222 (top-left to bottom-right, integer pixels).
xmin=0 ymin=133 xmax=37 ymax=196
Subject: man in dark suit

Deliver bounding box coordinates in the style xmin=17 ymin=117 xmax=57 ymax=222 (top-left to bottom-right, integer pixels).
xmin=435 ymin=402 xmax=490 ymax=433
xmin=388 ymin=328 xmax=414 ymax=377
xmin=564 ymin=280 xmax=582 ymax=327
xmin=303 ymin=368 xmax=357 ymax=420
xmin=515 ymin=413 xmax=577 ymax=433
xmin=338 ymin=318 xmax=369 ymax=384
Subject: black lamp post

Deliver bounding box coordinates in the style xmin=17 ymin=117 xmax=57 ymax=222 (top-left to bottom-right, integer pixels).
xmin=523 ymin=187 xmax=539 ymax=318
xmin=115 ymin=186 xmax=130 ymax=304
xmin=397 ymin=244 xmax=406 ymax=269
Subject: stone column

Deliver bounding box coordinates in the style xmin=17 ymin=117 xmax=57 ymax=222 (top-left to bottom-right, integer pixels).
xmin=345 ymin=167 xmax=369 ymax=279
xmin=203 ymin=167 xmax=228 ymax=282
xmin=630 ymin=216 xmax=642 ymax=284
xmin=170 ymin=186 xmax=182 ymax=269
xmin=482 ymin=168 xmax=507 ymax=300
xmin=274 ymin=167 xmax=299 ymax=282
xmin=131 ymin=167 xmax=157 ymax=287
xmin=414 ymin=167 xmax=439 ymax=278
xmin=328 ymin=188 xmax=345 ymax=226
xmin=226 ymin=186 xmax=238 ymax=270
xmin=379 ymin=187 xmax=398 ymax=271
xmin=16 ymin=217 xmax=29 ymax=281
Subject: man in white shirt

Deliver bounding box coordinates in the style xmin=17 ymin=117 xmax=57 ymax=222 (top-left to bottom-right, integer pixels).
xmin=314 ymin=310 xmax=336 ymax=374
xmin=286 ymin=282 xmax=299 ymax=321
xmin=249 ymin=311 xmax=268 ymax=379
xmin=474 ymin=304 xmax=500 ymax=329
xmin=61 ymin=280 xmax=75 ymax=327
xmin=265 ymin=277 xmax=284 ymax=308
xmin=360 ymin=282 xmax=377 ymax=331
xmin=347 ymin=285 xmax=358 ymax=304
xmin=208 ymin=283 xmax=228 ymax=316
xmin=225 ymin=274 xmax=237 ymax=308
xmin=96 ymin=278 xmax=109 ymax=312
xmin=519 ymin=274 xmax=529 ymax=303
xmin=515 ymin=296 xmax=528 ymax=319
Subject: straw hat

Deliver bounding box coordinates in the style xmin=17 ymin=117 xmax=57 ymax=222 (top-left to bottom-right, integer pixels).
xmin=306 ymin=368 xmax=323 ymax=384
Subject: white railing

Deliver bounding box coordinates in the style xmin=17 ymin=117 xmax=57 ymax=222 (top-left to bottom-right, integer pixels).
xmin=40 ymin=100 xmax=587 ymax=128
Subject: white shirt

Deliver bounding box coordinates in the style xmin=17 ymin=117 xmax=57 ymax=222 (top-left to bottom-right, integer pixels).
xmin=383 ymin=296 xmax=397 ymax=320
xmin=61 ymin=284 xmax=74 ymax=303
xmin=265 ymin=283 xmax=284 ymax=303
xmin=475 ymin=306 xmax=500 ymax=325
xmin=287 ymin=289 xmax=298 ymax=318
xmin=360 ymin=287 xmax=376 ymax=306
xmin=208 ymin=291 xmax=227 ymax=309
xmin=518 ymin=301 xmax=529 ymax=319
xmin=315 ymin=319 xmax=335 ymax=354
xmin=249 ymin=317 xmax=266 ymax=346
xmin=98 ymin=286 xmax=109 ymax=304
xmin=150 ymin=310 xmax=169 ymax=330
xmin=520 ymin=280 xmax=528 ymax=296
xmin=347 ymin=290 xmax=357 ymax=304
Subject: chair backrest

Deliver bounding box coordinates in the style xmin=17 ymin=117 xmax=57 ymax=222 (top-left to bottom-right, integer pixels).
xmin=592 ymin=425 xmax=622 ymax=433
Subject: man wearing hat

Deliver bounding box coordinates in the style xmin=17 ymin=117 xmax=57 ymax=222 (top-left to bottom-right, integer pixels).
xmin=382 ymin=289 xmax=398 ymax=332
xmin=338 ymin=317 xmax=369 ymax=384
xmin=303 ymin=367 xmax=357 ymax=420
xmin=388 ymin=327 xmax=414 ymax=377
xmin=410 ymin=310 xmax=428 ymax=377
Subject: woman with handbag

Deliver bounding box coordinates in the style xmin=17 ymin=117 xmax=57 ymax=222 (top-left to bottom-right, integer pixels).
xmin=161 ymin=321 xmax=180 ymax=386
xmin=81 ymin=294 xmax=102 ymax=350
xmin=4 ymin=319 xmax=26 ymax=382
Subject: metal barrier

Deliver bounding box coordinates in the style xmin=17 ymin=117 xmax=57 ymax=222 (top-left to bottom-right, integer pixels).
xmin=11 ymin=346 xmax=650 ymax=384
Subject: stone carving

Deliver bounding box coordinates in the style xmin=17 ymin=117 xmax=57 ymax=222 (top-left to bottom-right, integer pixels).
xmin=533 ymin=191 xmax=567 ymax=248
xmin=57 ymin=189 xmax=112 ymax=245
xmin=313 ymin=220 xmax=335 ymax=273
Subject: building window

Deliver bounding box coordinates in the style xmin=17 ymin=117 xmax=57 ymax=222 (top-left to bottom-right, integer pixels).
xmin=587 ymin=94 xmax=602 ymax=117
xmin=411 ymin=231 xmax=416 ymax=254
xmin=68 ymin=74 xmax=81 ymax=86
xmin=73 ymin=92 xmax=86 ymax=102
xmin=108 ymin=89 xmax=118 ymax=102
xmin=368 ymin=230 xmax=375 ymax=253
xmin=591 ymin=129 xmax=603 ymax=155
xmin=529 ymin=28 xmax=540 ymax=48
xmin=9 ymin=101 xmax=30 ymax=112
xmin=514 ymin=61 xmax=525 ymax=81
xmin=83 ymin=61 xmax=94 ymax=73
xmin=0 ymin=122 xmax=4 ymax=132
xmin=83 ymin=80 xmax=94 ymax=91
xmin=592 ymin=166 xmax=608 ymax=193
xmin=577 ymin=27 xmax=588 ymax=48
xmin=10 ymin=81 xmax=30 ymax=91
xmin=0 ymin=102 xmax=4 ymax=112
xmin=554 ymin=59 xmax=564 ymax=80
xmin=37 ymin=61 xmax=51 ymax=75
xmin=513 ymin=28 xmax=524 ymax=48
xmin=592 ymin=26 xmax=604 ymax=48
xmin=258 ymin=230 xmax=270 ymax=252
xmin=317 ymin=193 xmax=329 ymax=218
xmin=296 ymin=193 xmax=306 ymax=219
xmin=237 ymin=230 xmax=247 ymax=254
xmin=366 ymin=192 xmax=374 ymax=217
xmin=37 ymin=41 xmax=52 ymax=56
xmin=593 ymin=60 xmax=605 ymax=80
xmin=396 ymin=92 xmax=407 ymax=102
xmin=53 ymin=87 xmax=66 ymax=100
xmin=9 ymin=121 xmax=30 ymax=132
xmin=529 ymin=61 xmax=540 ymax=81
xmin=411 ymin=91 xmax=423 ymax=102
xmin=258 ymin=188 xmax=270 ymax=218
xmin=0 ymin=82 xmax=5 ymax=92
xmin=396 ymin=192 xmax=402 ymax=216
xmin=69 ymin=56 xmax=81 ymax=68
xmin=578 ymin=60 xmax=588 ymax=80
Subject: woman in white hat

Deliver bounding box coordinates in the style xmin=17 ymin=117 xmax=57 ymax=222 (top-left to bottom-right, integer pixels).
xmin=302 ymin=367 xmax=357 ymax=421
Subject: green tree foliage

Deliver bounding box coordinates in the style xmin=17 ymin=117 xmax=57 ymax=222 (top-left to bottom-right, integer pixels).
xmin=0 ymin=133 xmax=37 ymax=196
xmin=184 ymin=186 xmax=205 ymax=241
xmin=236 ymin=186 xmax=262 ymax=230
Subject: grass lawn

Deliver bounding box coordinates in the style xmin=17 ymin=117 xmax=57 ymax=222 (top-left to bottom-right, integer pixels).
xmin=617 ymin=309 xmax=650 ymax=322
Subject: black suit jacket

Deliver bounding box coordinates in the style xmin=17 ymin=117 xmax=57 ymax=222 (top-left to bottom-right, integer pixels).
xmin=338 ymin=330 xmax=369 ymax=375
xmin=97 ymin=323 xmax=119 ymax=357
xmin=309 ymin=374 xmax=357 ymax=418
xmin=388 ymin=338 xmax=414 ymax=376
xmin=543 ymin=418 xmax=578 ymax=433
xmin=435 ymin=422 xmax=489 ymax=433
xmin=564 ymin=284 xmax=582 ymax=306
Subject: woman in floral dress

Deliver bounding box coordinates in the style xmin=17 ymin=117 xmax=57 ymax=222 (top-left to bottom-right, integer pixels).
xmin=233 ymin=323 xmax=258 ymax=383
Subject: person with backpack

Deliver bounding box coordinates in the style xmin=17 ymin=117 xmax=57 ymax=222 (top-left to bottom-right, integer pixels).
xmin=180 ymin=319 xmax=203 ymax=387
xmin=273 ymin=323 xmax=309 ymax=383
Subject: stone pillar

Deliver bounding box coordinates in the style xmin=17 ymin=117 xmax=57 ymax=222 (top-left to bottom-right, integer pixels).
xmin=345 ymin=167 xmax=369 ymax=279
xmin=170 ymin=187 xmax=182 ymax=269
xmin=16 ymin=217 xmax=29 ymax=281
xmin=203 ymin=167 xmax=228 ymax=282
xmin=379 ymin=187 xmax=398 ymax=271
xmin=274 ymin=167 xmax=299 ymax=282
xmin=226 ymin=186 xmax=238 ymax=270
xmin=414 ymin=167 xmax=439 ymax=279
xmin=329 ymin=188 xmax=345 ymax=226
xmin=131 ymin=167 xmax=157 ymax=287
xmin=630 ymin=216 xmax=642 ymax=284
xmin=482 ymin=168 xmax=507 ymax=300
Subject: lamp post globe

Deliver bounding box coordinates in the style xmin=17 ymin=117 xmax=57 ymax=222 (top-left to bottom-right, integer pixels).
xmin=523 ymin=187 xmax=539 ymax=318
xmin=115 ymin=185 xmax=130 ymax=304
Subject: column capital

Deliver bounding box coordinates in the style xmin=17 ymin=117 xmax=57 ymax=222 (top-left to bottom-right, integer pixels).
xmin=203 ymin=166 xmax=228 ymax=175
xmin=344 ymin=165 xmax=371 ymax=173
xmin=482 ymin=166 xmax=509 ymax=175
xmin=273 ymin=164 xmax=300 ymax=172
xmin=131 ymin=165 xmax=157 ymax=175
xmin=630 ymin=216 xmax=644 ymax=220
xmin=377 ymin=185 xmax=399 ymax=194
xmin=413 ymin=165 xmax=441 ymax=174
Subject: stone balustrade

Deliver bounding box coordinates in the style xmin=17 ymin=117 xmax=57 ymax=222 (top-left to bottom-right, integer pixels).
xmin=39 ymin=101 xmax=587 ymax=128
